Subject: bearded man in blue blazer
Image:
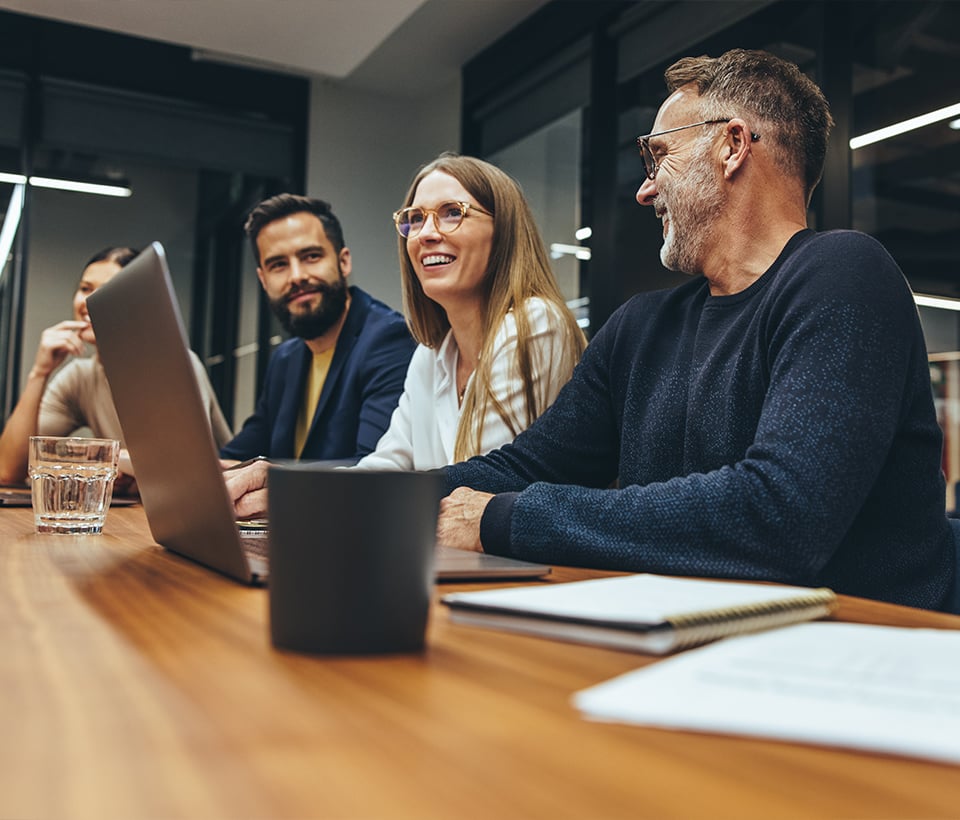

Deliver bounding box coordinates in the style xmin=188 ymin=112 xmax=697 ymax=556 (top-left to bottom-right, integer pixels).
xmin=221 ymin=194 xmax=414 ymax=463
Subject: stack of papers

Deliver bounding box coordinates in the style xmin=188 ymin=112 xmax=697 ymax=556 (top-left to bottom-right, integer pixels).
xmin=574 ymin=621 xmax=960 ymax=765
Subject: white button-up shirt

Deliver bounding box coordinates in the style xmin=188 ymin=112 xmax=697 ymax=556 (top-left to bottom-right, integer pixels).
xmin=355 ymin=297 xmax=572 ymax=470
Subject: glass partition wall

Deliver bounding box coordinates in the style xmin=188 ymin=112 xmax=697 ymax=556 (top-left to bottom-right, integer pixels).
xmin=465 ymin=0 xmax=960 ymax=508
xmin=488 ymin=110 xmax=587 ymax=328
xmin=0 ymin=11 xmax=307 ymax=432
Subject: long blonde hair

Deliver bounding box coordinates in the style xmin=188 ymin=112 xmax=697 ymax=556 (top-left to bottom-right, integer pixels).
xmin=398 ymin=153 xmax=586 ymax=461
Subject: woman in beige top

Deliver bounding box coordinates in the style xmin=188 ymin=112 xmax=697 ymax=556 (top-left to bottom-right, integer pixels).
xmin=0 ymin=246 xmax=231 ymax=486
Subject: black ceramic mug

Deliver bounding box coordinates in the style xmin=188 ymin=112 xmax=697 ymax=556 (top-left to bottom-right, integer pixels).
xmin=266 ymin=465 xmax=444 ymax=654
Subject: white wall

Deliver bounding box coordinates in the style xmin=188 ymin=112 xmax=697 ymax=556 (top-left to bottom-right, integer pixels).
xmin=305 ymin=78 xmax=461 ymax=312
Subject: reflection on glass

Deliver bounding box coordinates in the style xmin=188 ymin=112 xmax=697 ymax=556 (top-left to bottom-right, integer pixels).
xmin=849 ymin=2 xmax=960 ymax=301
xmin=0 ymin=181 xmax=24 ymax=282
xmin=487 ymin=109 xmax=584 ymax=312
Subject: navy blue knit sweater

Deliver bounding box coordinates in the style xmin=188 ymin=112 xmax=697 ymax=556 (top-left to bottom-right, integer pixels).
xmin=446 ymin=229 xmax=954 ymax=610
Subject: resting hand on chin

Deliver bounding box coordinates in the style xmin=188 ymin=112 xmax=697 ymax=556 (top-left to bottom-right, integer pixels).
xmin=32 ymin=320 xmax=89 ymax=377
xmin=437 ymin=487 xmax=493 ymax=553
xmin=223 ymin=459 xmax=271 ymax=519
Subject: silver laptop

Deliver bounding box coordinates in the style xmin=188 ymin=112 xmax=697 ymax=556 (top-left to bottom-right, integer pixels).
xmin=87 ymin=242 xmax=550 ymax=585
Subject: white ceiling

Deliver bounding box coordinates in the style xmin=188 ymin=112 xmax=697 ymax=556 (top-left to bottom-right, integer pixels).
xmin=0 ymin=0 xmax=550 ymax=94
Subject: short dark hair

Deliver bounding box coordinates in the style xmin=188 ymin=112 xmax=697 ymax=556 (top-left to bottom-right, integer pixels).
xmin=83 ymin=246 xmax=139 ymax=270
xmin=664 ymin=48 xmax=834 ymax=199
xmin=243 ymin=194 xmax=345 ymax=264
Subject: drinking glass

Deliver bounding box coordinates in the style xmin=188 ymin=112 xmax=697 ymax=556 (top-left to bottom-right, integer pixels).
xmin=28 ymin=436 xmax=120 ymax=534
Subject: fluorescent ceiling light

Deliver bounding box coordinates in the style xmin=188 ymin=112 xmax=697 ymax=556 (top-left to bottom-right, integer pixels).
xmin=914 ymin=293 xmax=960 ymax=312
xmin=575 ymin=226 xmax=592 ymax=241
xmin=0 ymin=171 xmax=131 ymax=197
xmin=949 ymin=118 xmax=960 ymax=131
xmin=850 ymin=101 xmax=960 ymax=149
xmin=29 ymin=176 xmax=131 ymax=197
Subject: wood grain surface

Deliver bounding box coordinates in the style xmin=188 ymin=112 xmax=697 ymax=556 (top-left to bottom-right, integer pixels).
xmin=1 ymin=504 xmax=958 ymax=819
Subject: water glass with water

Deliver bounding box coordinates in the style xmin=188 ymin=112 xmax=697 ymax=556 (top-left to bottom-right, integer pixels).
xmin=28 ymin=436 xmax=120 ymax=534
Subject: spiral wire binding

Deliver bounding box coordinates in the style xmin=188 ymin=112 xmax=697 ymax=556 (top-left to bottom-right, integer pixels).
xmin=664 ymin=588 xmax=838 ymax=651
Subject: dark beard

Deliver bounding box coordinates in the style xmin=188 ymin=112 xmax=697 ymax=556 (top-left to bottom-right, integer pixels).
xmin=269 ymin=275 xmax=349 ymax=339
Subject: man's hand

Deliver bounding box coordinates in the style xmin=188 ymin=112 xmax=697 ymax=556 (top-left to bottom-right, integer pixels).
xmin=223 ymin=458 xmax=271 ymax=519
xmin=437 ymin=487 xmax=494 ymax=552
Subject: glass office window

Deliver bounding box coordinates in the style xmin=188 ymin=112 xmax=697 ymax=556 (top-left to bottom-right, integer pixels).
xmin=848 ymin=3 xmax=960 ymax=300
xmin=0 ymin=178 xmax=25 ymax=414
xmin=466 ymin=0 xmax=960 ymax=508
xmin=843 ymin=2 xmax=960 ymax=509
xmin=488 ymin=109 xmax=585 ymax=315
xmin=614 ymin=2 xmax=825 ymax=303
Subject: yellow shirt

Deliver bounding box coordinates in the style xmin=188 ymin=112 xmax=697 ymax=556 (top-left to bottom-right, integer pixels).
xmin=294 ymin=348 xmax=334 ymax=457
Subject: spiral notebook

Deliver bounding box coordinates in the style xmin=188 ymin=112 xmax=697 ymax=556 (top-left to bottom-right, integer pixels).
xmin=442 ymin=574 xmax=837 ymax=654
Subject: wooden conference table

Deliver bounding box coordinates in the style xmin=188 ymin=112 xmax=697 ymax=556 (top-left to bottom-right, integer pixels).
xmin=2 ymin=503 xmax=959 ymax=819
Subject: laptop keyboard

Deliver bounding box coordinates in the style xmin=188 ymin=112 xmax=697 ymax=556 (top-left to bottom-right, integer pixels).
xmin=240 ymin=532 xmax=270 ymax=560
xmin=237 ymin=520 xmax=270 ymax=563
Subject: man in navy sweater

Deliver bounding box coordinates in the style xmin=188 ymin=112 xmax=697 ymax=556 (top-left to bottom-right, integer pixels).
xmin=439 ymin=49 xmax=955 ymax=611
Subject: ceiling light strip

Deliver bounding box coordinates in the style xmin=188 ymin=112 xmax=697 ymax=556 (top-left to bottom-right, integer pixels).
xmin=28 ymin=176 xmax=132 ymax=197
xmin=850 ymin=102 xmax=960 ymax=149
xmin=914 ymin=293 xmax=960 ymax=312
xmin=1 ymin=172 xmax=131 ymax=197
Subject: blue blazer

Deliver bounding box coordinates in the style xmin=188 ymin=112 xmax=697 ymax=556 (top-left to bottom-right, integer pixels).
xmin=221 ymin=287 xmax=415 ymax=462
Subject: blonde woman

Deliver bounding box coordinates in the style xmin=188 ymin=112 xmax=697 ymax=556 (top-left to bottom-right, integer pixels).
xmin=355 ymin=153 xmax=586 ymax=470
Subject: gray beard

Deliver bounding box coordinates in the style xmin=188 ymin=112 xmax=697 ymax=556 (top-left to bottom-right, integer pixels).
xmin=658 ymin=149 xmax=725 ymax=275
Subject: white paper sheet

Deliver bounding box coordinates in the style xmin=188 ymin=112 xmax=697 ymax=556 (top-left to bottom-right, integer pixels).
xmin=574 ymin=621 xmax=960 ymax=765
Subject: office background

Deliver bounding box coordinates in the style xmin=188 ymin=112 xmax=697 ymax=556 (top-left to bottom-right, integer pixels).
xmin=1 ymin=0 xmax=958 ymax=478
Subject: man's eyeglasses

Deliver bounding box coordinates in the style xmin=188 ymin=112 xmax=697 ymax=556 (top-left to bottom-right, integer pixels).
xmin=392 ymin=201 xmax=493 ymax=239
xmin=636 ymin=118 xmax=759 ymax=180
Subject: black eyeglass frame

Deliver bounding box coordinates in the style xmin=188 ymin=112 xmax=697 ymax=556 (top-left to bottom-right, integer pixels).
xmin=392 ymin=200 xmax=493 ymax=239
xmin=636 ymin=119 xmax=760 ymax=180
